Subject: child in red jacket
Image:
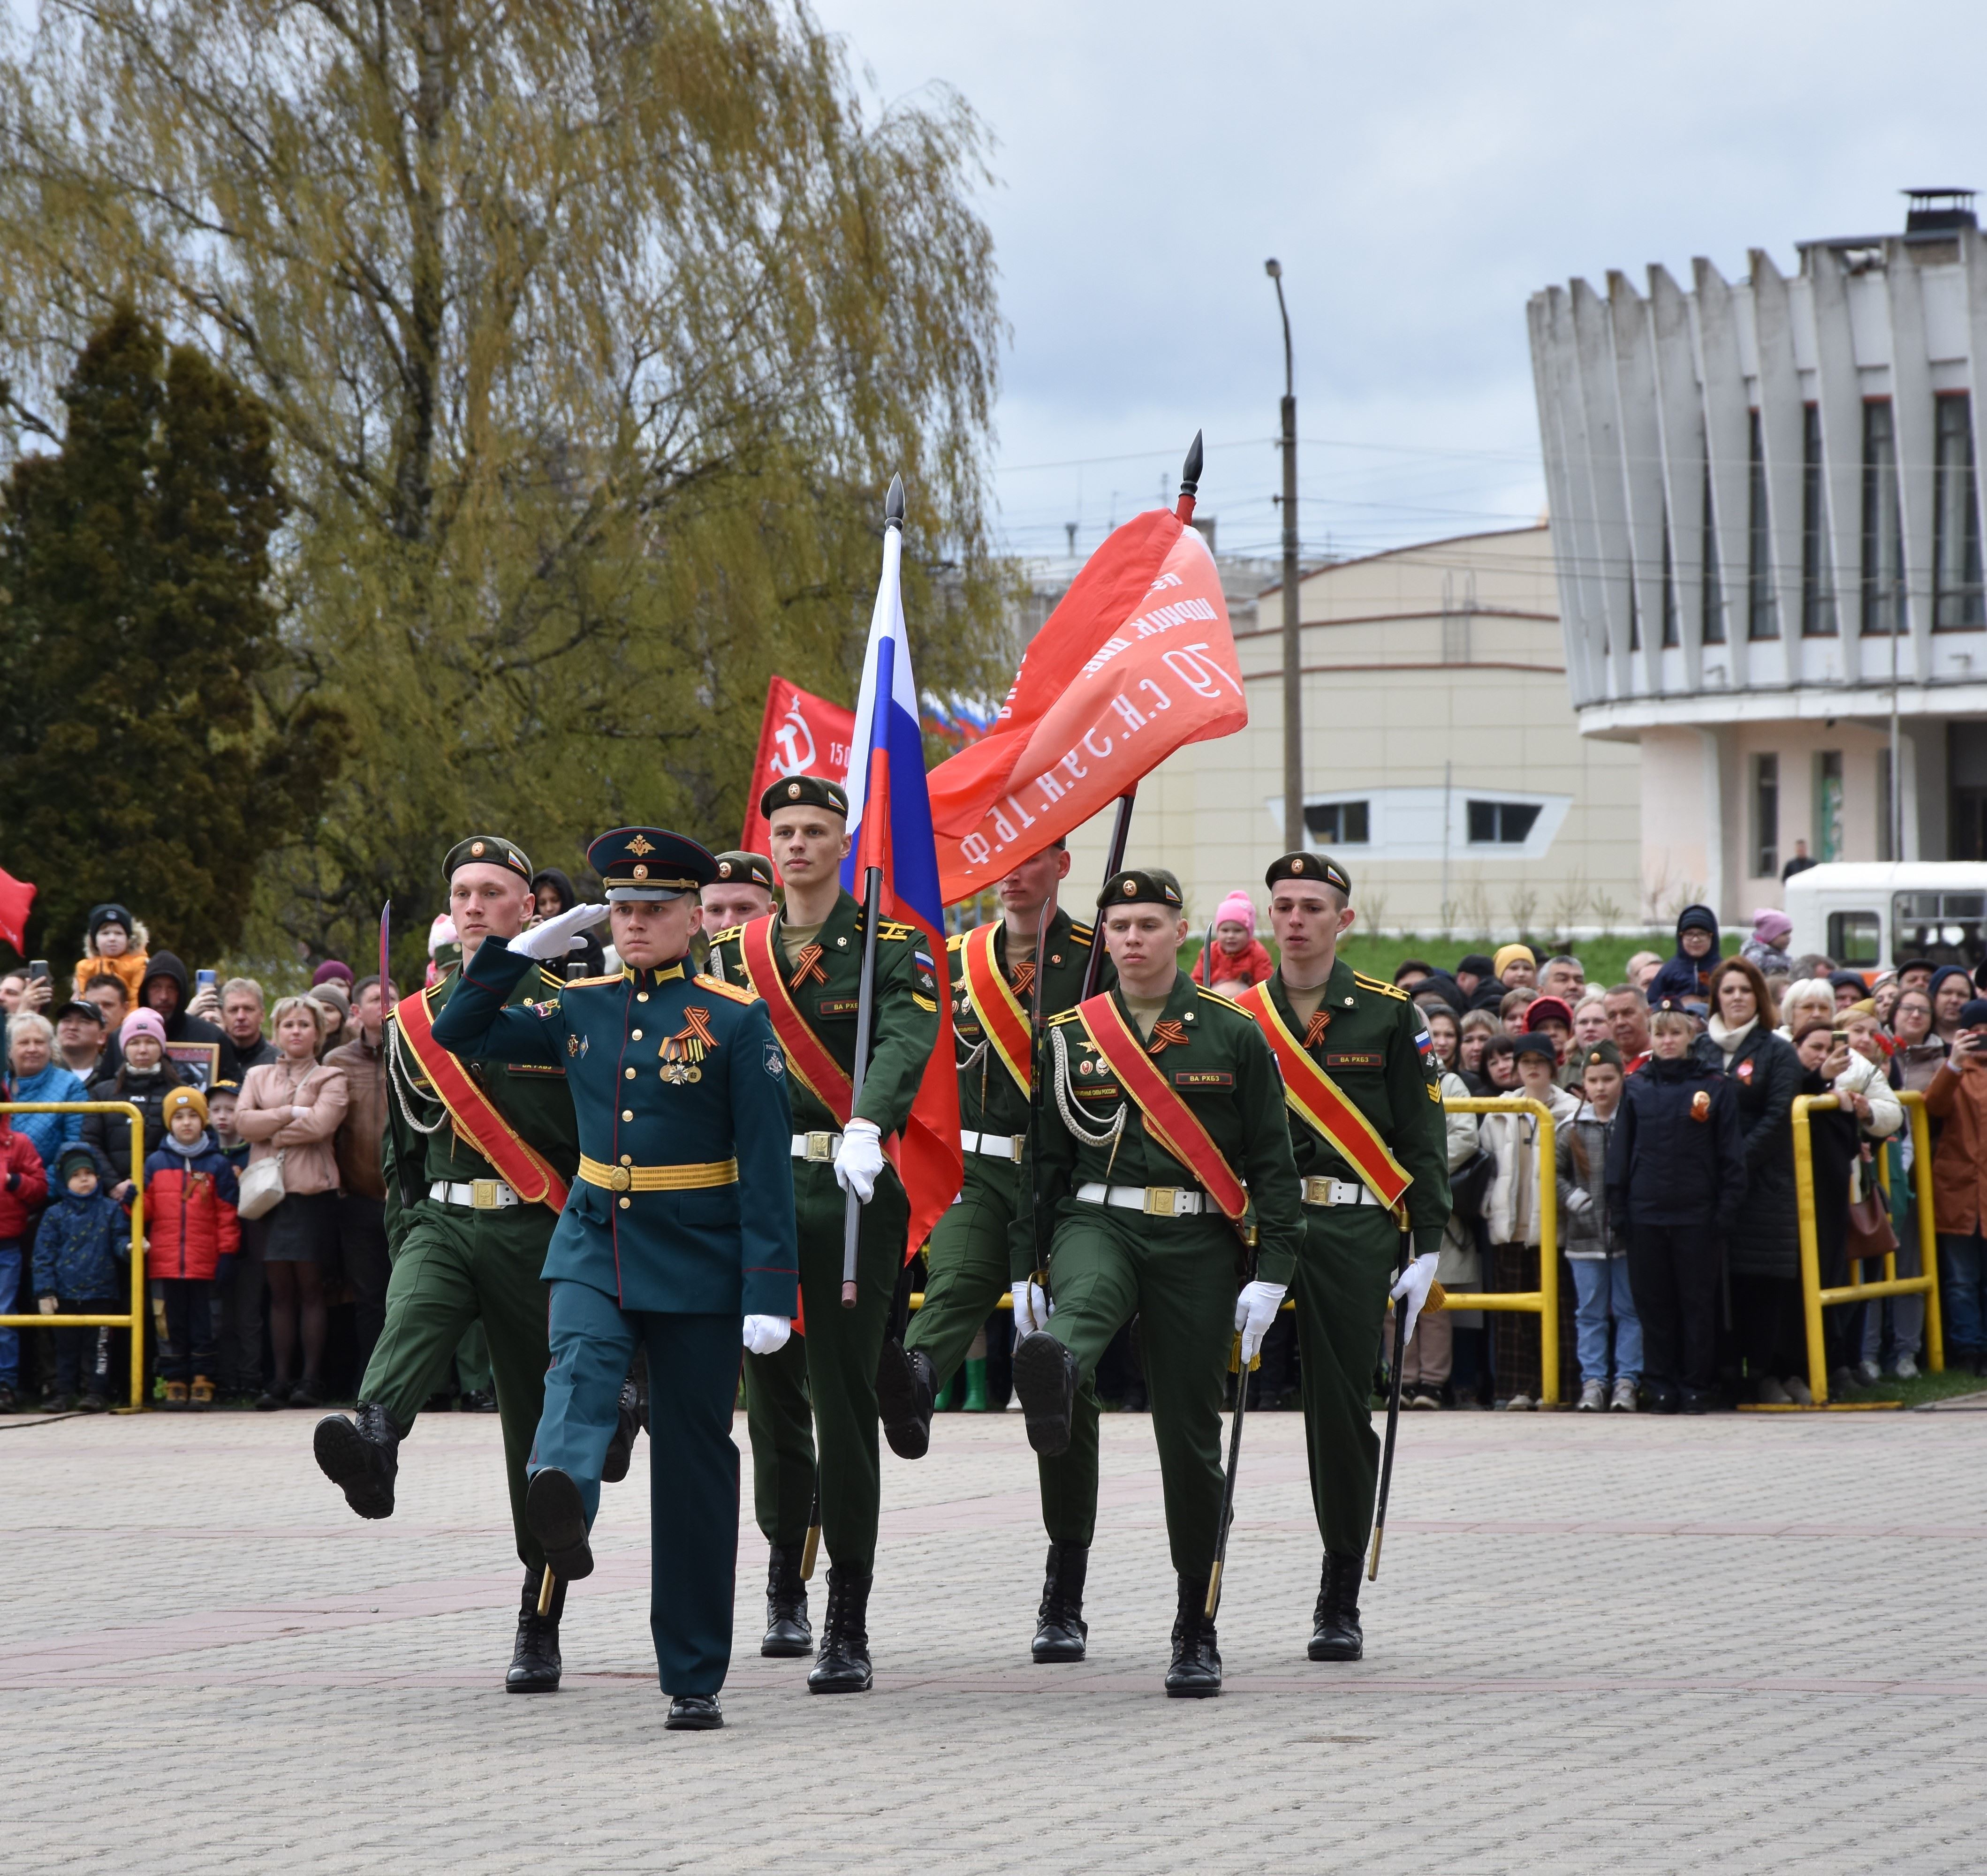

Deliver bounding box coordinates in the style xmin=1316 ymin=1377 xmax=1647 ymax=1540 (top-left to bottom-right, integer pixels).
xmin=143 ymin=1087 xmax=240 ymax=1408
xmin=0 ymin=1113 xmax=50 ymax=1412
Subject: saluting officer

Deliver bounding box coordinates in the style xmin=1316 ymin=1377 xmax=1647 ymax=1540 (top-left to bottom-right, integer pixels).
xmin=708 ymin=776 xmax=940 ymax=1694
xmin=312 ymin=836 xmax=580 ymax=1695
xmin=1009 ymin=868 xmax=1303 ymax=1697
xmin=1234 ymin=853 xmax=1447 ymax=1663
xmin=429 ymin=828 xmax=799 ymax=1732
xmin=876 ymin=837 xmax=1115 ymax=1665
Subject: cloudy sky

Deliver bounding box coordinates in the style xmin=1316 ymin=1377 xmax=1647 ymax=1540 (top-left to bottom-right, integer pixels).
xmin=812 ymin=0 xmax=1987 ymax=566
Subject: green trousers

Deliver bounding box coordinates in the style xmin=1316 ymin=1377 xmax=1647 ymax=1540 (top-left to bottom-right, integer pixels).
xmin=912 ymin=1165 xmax=1099 ymax=1549
xmin=359 ymin=1200 xmax=555 ymax=1574
xmin=1042 ymin=1204 xmax=1236 ymax=1577
xmin=741 ymin=1162 xmax=904 ymax=1576
xmin=1292 ymin=1203 xmax=1402 ymax=1558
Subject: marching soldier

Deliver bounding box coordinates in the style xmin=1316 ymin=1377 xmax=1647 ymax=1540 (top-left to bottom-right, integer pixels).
xmin=429 ymin=828 xmax=799 ymax=1731
xmin=1233 ymin=853 xmax=1448 ymax=1662
xmin=875 ymin=838 xmax=1116 ymax=1664
xmin=701 ymin=850 xmax=778 ymax=935
xmin=708 ymin=776 xmax=940 ymax=1694
xmin=1008 ymin=868 xmax=1303 ymax=1696
xmin=312 ymin=836 xmax=581 ymax=1694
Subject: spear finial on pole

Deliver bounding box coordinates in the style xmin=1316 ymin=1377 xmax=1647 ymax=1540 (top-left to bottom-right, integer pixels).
xmin=1175 ymin=431 xmax=1204 ymax=523
xmin=886 ymin=473 xmax=905 ymax=531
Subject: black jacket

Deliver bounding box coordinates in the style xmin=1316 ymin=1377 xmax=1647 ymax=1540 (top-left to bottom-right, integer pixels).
xmin=81 ymin=1059 xmax=188 ymax=1188
xmin=1715 ymin=1023 xmax=1805 ymax=1279
xmin=529 ymin=868 xmax=607 ymax=980
xmin=1606 ymin=1051 xmax=1746 ymax=1230
xmin=136 ymin=952 xmax=241 ymax=1084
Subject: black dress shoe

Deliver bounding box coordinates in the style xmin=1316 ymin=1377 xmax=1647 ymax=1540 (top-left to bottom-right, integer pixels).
xmin=602 ymin=1376 xmax=641 ymax=1484
xmin=807 ymin=1565 xmax=874 ymax=1693
xmin=1011 ymin=1331 xmax=1078 ymax=1457
xmin=507 ymin=1571 xmax=564 ymax=1693
xmin=665 ymin=1693 xmax=723 ymax=1730
xmin=877 ymin=1341 xmax=935 ymax=1460
xmin=761 ymin=1543 xmax=812 ymax=1657
xmin=525 ymin=1467 xmax=594 ymax=1580
xmin=1164 ymin=1574 xmax=1222 ymax=1697
xmin=314 ymin=1403 xmax=402 ymax=1519
xmin=460 ymin=1389 xmax=499 ymax=1413
xmin=1308 ymin=1551 xmax=1363 ymax=1661
xmin=1031 ymin=1542 xmax=1089 ymax=1663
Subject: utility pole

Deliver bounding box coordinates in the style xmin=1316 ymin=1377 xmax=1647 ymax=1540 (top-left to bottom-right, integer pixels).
xmin=1267 ymin=258 xmax=1303 ymax=852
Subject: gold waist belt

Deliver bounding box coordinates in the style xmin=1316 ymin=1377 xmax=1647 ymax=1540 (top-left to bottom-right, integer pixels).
xmin=577 ymin=1154 xmax=739 ymax=1194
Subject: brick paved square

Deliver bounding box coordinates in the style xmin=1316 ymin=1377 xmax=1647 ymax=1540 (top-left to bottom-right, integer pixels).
xmin=4 ymin=1402 xmax=1985 ymax=1875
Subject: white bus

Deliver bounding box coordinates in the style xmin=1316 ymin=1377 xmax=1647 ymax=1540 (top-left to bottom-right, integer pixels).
xmin=1782 ymin=862 xmax=1987 ymax=976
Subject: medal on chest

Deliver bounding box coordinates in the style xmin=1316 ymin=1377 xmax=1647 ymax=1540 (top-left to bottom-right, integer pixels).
xmin=660 ymin=1006 xmax=716 ymax=1084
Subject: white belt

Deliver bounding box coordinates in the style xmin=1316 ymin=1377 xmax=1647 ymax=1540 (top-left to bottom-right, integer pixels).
xmin=1300 ymin=1177 xmax=1382 ymax=1208
xmin=961 ymin=1130 xmax=1024 ymax=1162
xmin=1075 ymin=1180 xmax=1206 ymax=1218
xmin=430 ymin=1178 xmax=520 ymax=1210
xmin=792 ymin=1132 xmax=843 ymax=1163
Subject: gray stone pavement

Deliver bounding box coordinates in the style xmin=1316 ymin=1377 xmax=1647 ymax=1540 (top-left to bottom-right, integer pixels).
xmin=5 ymin=1400 xmax=1986 ymax=1875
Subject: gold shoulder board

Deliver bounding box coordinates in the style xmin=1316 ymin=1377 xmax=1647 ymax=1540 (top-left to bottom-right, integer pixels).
xmin=695 ymin=974 xmax=759 ymax=1006
xmin=1351 ymin=971 xmax=1410 ymax=1001
xmin=708 ymin=923 xmax=747 ymax=946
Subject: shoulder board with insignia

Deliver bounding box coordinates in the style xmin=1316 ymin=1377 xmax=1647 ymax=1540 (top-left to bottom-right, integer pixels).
xmin=946 ymin=931 xmax=966 ymax=952
xmin=1351 ymin=971 xmax=1410 ymax=1001
xmin=1067 ymin=922 xmax=1094 ymax=946
xmin=536 ymin=966 xmax=568 ymax=989
xmin=694 ymin=973 xmax=758 ymax=1006
xmin=1047 ymin=1007 xmax=1086 ymax=1029
xmin=708 ymin=923 xmax=747 ymax=946
xmin=878 ymin=920 xmax=916 ymax=941
xmin=1193 ymin=988 xmax=1251 ymax=1017
xmin=561 ymin=970 xmax=625 ymax=989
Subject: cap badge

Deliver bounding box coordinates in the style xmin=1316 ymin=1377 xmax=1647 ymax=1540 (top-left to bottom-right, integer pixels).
xmin=787 ymin=781 xmax=802 ymax=799
xmin=718 ymin=861 xmax=733 ymax=878
xmin=632 ymin=864 xmax=648 ymax=880
xmin=1290 ymin=856 xmax=1304 ymax=872
xmin=627 ymin=834 xmax=656 ymax=857
xmin=471 ymin=841 xmax=486 ymax=857
xmin=1122 ymin=880 xmax=1137 ymax=896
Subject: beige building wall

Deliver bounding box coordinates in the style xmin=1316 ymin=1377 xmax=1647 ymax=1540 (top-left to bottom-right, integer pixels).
xmin=1058 ymin=524 xmax=1645 ymax=936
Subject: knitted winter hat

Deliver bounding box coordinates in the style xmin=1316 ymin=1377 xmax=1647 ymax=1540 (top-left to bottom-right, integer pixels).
xmin=1492 ymin=943 xmax=1536 ymax=979
xmin=161 ymin=1086 xmax=209 ymax=1125
xmin=311 ymin=960 xmax=355 ymax=988
xmin=119 ymin=1009 xmax=167 ymax=1049
xmin=1523 ymin=996 xmax=1575 ymax=1032
xmin=1751 ymin=908 xmax=1792 ymax=945
xmin=1960 ymin=999 xmax=1987 ymax=1028
xmin=1214 ymin=892 xmax=1255 ymax=935
xmin=56 ymin=1145 xmax=97 ymax=1184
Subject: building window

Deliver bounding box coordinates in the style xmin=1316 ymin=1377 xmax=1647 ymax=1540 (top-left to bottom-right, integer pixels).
xmin=1801 ymin=402 xmax=1836 ymax=635
xmin=1933 ymin=392 xmax=1985 ymax=630
xmin=1466 ymin=800 xmax=1542 ymax=845
xmin=1862 ymin=400 xmax=1905 ymax=635
xmin=1752 ymin=753 xmax=1780 ymax=878
xmin=1700 ymin=461 xmax=1726 ymax=644
xmin=1661 ymin=503 xmax=1679 ymax=647
xmin=1303 ymin=800 xmax=1369 ymax=845
xmin=1747 ymin=409 xmax=1777 ymax=639
xmin=1815 ymin=751 xmax=1844 ymax=862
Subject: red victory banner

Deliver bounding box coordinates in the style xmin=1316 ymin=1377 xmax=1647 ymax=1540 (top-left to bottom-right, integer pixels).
xmin=740 ymin=677 xmax=857 ymax=854
xmin=926 ymin=507 xmax=1246 ymax=902
xmin=0 ymin=864 xmax=35 ymax=954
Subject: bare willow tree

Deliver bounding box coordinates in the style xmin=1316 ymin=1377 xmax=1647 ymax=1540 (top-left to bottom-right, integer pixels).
xmin=0 ymin=0 xmax=1007 ymax=962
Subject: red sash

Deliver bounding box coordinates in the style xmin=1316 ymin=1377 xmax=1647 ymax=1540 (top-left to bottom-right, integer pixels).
xmin=960 ymin=922 xmax=1034 ymax=1096
xmin=1234 ymin=982 xmax=1411 ymax=1207
xmin=395 ymin=981 xmax=570 ymax=1211
xmin=1077 ymin=994 xmax=1249 ymax=1221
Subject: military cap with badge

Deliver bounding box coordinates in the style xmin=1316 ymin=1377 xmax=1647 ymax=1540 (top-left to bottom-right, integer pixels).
xmin=711 ymin=851 xmax=778 ymax=893
xmin=1096 ymin=867 xmax=1185 ymax=910
xmin=1264 ymin=851 xmax=1352 ymax=896
xmin=443 ymin=834 xmax=533 ymax=882
xmin=762 ymin=774 xmax=849 ymax=820
xmin=585 ymin=827 xmax=720 ymax=902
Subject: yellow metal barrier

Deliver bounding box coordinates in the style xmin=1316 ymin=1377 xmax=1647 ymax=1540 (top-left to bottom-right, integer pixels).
xmin=0 ymin=1102 xmax=147 ymax=1410
xmin=1791 ymin=1088 xmax=1944 ymax=1407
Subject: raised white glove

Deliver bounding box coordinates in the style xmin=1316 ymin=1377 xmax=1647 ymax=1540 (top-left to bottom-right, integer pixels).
xmin=509 ymin=901 xmax=607 ymax=962
xmin=742 ymin=1315 xmax=791 ymax=1356
xmin=1012 ymin=1280 xmax=1051 ymax=1338
xmin=1233 ymin=1279 xmax=1288 ymax=1365
xmin=1389 ymin=1251 xmax=1441 ymax=1352
xmin=833 ymin=1119 xmax=885 ymax=1202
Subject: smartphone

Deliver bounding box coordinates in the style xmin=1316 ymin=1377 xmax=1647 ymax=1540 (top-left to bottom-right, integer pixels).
xmin=196 ymin=968 xmax=218 ymax=992
xmin=1829 ymin=1027 xmax=1848 ymax=1048
xmin=26 ymin=959 xmax=48 ymax=982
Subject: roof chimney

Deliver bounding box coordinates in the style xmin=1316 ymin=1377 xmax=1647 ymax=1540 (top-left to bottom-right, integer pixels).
xmin=1904 ymin=188 xmax=1977 ymax=234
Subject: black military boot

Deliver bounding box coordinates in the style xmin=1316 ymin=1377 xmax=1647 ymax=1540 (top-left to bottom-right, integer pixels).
xmin=761 ymin=1543 xmax=812 ymax=1657
xmin=806 ymin=1566 xmax=874 ymax=1693
xmin=877 ymin=1341 xmax=936 ymax=1460
xmin=1164 ymin=1574 xmax=1222 ymax=1698
xmin=525 ymin=1466 xmax=595 ymax=1580
xmin=1031 ymin=1542 xmax=1090 ymax=1663
xmin=601 ymin=1376 xmax=642 ymax=1484
xmin=1308 ymin=1551 xmax=1364 ymax=1661
xmin=313 ymin=1402 xmax=402 ymax=1519
xmin=665 ymin=1693 xmax=723 ymax=1730
xmin=507 ymin=1570 xmax=565 ymax=1693
xmin=1011 ymin=1331 xmax=1078 ymax=1457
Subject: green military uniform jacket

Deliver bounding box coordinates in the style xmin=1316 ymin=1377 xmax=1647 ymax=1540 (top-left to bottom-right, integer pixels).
xmin=1010 ymin=969 xmax=1305 ymax=1285
xmin=381 ymin=961 xmax=582 ymax=1255
xmin=709 ymin=891 xmax=939 ymax=1149
xmin=1262 ymin=961 xmax=1452 ymax=1258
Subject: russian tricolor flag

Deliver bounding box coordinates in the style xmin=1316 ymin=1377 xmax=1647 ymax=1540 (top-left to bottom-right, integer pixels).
xmin=841 ymin=483 xmax=962 ymax=1251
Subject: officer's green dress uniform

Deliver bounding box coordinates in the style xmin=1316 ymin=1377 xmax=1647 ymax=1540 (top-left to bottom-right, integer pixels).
xmin=1010 ymin=870 xmax=1303 ymax=1690
xmin=1254 ymin=850 xmax=1450 ymax=1661
xmin=708 ymin=776 xmax=940 ymax=1684
xmin=431 ymin=829 xmax=798 ymax=1712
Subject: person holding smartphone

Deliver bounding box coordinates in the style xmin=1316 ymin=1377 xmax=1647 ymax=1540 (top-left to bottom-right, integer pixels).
xmin=1926 ymin=1002 xmax=1987 ymax=1377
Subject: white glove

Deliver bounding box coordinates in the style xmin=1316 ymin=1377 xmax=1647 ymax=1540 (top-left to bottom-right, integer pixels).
xmin=1233 ymin=1279 xmax=1288 ymax=1366
xmin=509 ymin=901 xmax=607 ymax=961
xmin=1389 ymin=1251 xmax=1441 ymax=1352
xmin=742 ymin=1315 xmax=791 ymax=1356
xmin=1012 ymin=1280 xmax=1051 ymax=1338
xmin=833 ymin=1119 xmax=885 ymax=1202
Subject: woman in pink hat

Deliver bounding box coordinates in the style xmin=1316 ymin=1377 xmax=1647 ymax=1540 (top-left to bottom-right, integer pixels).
xmin=79 ymin=1009 xmax=189 ymax=1201
xmin=1190 ymin=891 xmax=1275 ymax=996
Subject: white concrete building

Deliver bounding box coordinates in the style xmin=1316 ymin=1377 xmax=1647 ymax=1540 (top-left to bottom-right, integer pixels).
xmin=1529 ymin=189 xmax=1987 ymax=919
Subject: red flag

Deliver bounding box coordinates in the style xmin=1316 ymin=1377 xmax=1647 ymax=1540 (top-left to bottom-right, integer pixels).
xmin=926 ymin=510 xmax=1246 ymax=902
xmin=740 ymin=677 xmax=857 ymax=855
xmin=0 ymin=866 xmax=34 ymax=954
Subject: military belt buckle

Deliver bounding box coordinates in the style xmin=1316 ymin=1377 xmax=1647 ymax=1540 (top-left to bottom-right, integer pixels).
xmin=608 ymin=1165 xmax=632 ymax=1194
xmin=471 ymin=1179 xmax=500 ymax=1210
xmin=1144 ymin=1186 xmax=1182 ymax=1217
xmin=805 ymin=1131 xmax=836 ymax=1162
xmin=1001 ymin=1135 xmax=1024 ymax=1162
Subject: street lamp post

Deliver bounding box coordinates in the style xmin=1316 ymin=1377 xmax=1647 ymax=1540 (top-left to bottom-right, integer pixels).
xmin=1266 ymin=258 xmax=1303 ymax=853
